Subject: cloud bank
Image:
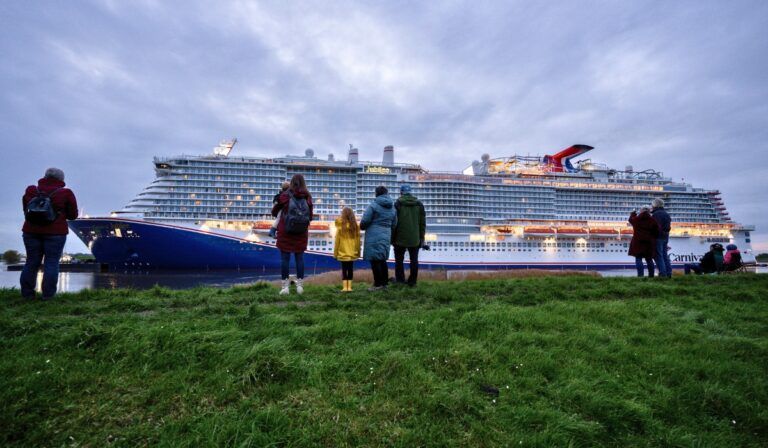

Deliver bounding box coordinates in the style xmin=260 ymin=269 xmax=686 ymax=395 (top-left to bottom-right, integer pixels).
xmin=1 ymin=0 xmax=766 ymax=252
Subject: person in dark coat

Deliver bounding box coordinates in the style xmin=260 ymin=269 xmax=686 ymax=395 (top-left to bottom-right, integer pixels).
xmin=392 ymin=184 xmax=426 ymax=286
xmin=20 ymin=167 xmax=79 ymax=300
xmin=628 ymin=207 xmax=658 ymax=277
xmin=272 ymin=174 xmax=313 ymax=295
xmin=684 ymin=243 xmax=724 ymax=274
xmin=360 ymin=186 xmax=397 ymax=290
xmin=651 ymin=198 xmax=672 ymax=278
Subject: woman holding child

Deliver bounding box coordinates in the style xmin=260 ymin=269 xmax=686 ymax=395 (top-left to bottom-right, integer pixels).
xmin=628 ymin=206 xmax=658 ymax=277
xmin=272 ymin=174 xmax=313 ymax=295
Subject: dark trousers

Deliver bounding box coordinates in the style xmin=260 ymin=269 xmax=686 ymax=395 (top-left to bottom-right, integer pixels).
xmin=280 ymin=251 xmax=304 ymax=280
xmin=370 ymin=259 xmax=389 ymax=287
xmin=20 ymin=233 xmax=67 ymax=298
xmin=634 ymin=256 xmax=655 ymax=277
xmin=684 ymin=263 xmax=703 ymax=275
xmin=394 ymin=245 xmax=420 ymax=285
xmin=340 ymin=261 xmax=354 ymax=280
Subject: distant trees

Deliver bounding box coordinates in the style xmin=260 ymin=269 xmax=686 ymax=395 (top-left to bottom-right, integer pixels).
xmin=757 ymin=253 xmax=768 ymax=262
xmin=2 ymin=250 xmax=22 ymax=264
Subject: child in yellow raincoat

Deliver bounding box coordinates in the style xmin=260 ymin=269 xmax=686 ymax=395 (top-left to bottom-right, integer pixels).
xmin=334 ymin=207 xmax=361 ymax=292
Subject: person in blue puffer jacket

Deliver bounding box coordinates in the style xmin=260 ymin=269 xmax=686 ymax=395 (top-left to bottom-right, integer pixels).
xmin=360 ymin=186 xmax=398 ymax=290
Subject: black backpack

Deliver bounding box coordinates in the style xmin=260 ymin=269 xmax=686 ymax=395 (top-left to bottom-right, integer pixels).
xmin=25 ymin=187 xmax=62 ymax=225
xmin=284 ymin=192 xmax=310 ymax=234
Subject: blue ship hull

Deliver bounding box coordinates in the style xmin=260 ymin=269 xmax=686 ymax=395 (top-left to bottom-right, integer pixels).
xmin=69 ymin=218 xmax=658 ymax=271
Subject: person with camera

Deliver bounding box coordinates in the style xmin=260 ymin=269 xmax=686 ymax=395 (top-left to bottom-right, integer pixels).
xmin=392 ymin=184 xmax=427 ymax=287
xmin=20 ymin=167 xmax=78 ymax=300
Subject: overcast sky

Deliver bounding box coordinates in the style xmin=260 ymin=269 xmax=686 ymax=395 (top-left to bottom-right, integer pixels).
xmin=1 ymin=0 xmax=766 ymax=254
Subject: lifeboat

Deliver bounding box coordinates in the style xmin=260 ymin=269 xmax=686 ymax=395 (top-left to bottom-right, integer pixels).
xmin=251 ymin=221 xmax=330 ymax=233
xmin=556 ymin=227 xmax=588 ymax=237
xmin=309 ymin=222 xmax=330 ymax=232
xmin=252 ymin=222 xmax=272 ymax=231
xmin=620 ymin=228 xmax=634 ymax=238
xmin=524 ymin=226 xmax=556 ymax=236
xmin=589 ymin=228 xmax=619 ymax=236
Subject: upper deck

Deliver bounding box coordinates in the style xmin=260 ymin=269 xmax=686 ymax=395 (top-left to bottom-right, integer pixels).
xmin=118 ymin=141 xmax=736 ymax=229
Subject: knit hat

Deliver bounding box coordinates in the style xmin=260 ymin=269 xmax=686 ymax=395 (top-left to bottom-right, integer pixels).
xmin=726 ymin=244 xmax=737 ymax=251
xmin=400 ymin=184 xmax=412 ymax=194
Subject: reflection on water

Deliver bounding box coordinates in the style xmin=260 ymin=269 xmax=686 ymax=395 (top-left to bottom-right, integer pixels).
xmin=0 ymin=263 xmax=282 ymax=293
xmin=1 ymin=263 xmax=766 ymax=293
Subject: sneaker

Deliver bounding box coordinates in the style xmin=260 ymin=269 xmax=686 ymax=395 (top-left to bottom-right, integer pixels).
xmin=279 ymin=279 xmax=290 ymax=295
xmin=296 ymin=278 xmax=304 ymax=295
xmin=367 ymin=285 xmax=384 ymax=292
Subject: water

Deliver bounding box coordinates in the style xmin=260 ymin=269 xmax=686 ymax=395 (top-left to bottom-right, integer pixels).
xmin=0 ymin=263 xmax=281 ymax=293
xmin=2 ymin=263 xmax=765 ymax=293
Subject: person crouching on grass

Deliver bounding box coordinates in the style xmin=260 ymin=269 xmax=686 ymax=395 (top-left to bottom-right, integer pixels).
xmin=333 ymin=207 xmax=361 ymax=292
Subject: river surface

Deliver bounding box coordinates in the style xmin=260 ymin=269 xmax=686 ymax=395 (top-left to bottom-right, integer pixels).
xmin=1 ymin=263 xmax=765 ymax=293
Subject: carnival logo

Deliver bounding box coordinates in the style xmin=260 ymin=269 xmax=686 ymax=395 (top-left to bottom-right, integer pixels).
xmin=670 ymin=252 xmax=701 ymax=263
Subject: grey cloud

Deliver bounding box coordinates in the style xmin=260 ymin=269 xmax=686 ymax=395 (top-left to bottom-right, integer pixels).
xmin=1 ymin=0 xmax=767 ymax=253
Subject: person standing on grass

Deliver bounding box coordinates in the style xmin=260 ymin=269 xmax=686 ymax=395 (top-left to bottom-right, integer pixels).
xmin=392 ymin=184 xmax=426 ymax=287
xmin=20 ymin=167 xmax=78 ymax=300
xmin=651 ymin=198 xmax=672 ymax=278
xmin=360 ymin=186 xmax=397 ymax=291
xmin=333 ymin=207 xmax=361 ymax=292
xmin=628 ymin=206 xmax=658 ymax=277
xmin=272 ymin=174 xmax=313 ymax=295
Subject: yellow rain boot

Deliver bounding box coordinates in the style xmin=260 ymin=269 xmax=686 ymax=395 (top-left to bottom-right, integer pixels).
xmin=347 ymin=280 xmax=353 ymax=292
xmin=341 ymin=280 xmax=347 ymax=292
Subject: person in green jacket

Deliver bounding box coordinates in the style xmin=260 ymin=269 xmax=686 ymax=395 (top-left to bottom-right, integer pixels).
xmin=392 ymin=184 xmax=426 ymax=286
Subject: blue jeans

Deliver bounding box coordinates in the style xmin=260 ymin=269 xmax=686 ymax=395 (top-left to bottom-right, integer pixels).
xmin=635 ymin=256 xmax=655 ymax=277
xmin=20 ymin=233 xmax=67 ymax=298
xmin=655 ymin=239 xmax=672 ymax=277
xmin=280 ymin=251 xmax=304 ymax=280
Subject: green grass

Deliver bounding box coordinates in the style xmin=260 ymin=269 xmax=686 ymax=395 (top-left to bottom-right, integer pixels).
xmin=1 ymin=275 xmax=767 ymax=447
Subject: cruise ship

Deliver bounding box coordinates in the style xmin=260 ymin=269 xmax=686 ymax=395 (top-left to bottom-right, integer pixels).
xmin=69 ymin=140 xmax=755 ymax=270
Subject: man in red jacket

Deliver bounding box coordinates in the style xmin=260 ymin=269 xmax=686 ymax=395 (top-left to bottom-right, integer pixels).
xmin=20 ymin=168 xmax=79 ymax=300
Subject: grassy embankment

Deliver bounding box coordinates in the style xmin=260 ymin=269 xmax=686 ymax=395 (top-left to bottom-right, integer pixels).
xmin=1 ymin=275 xmax=767 ymax=447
